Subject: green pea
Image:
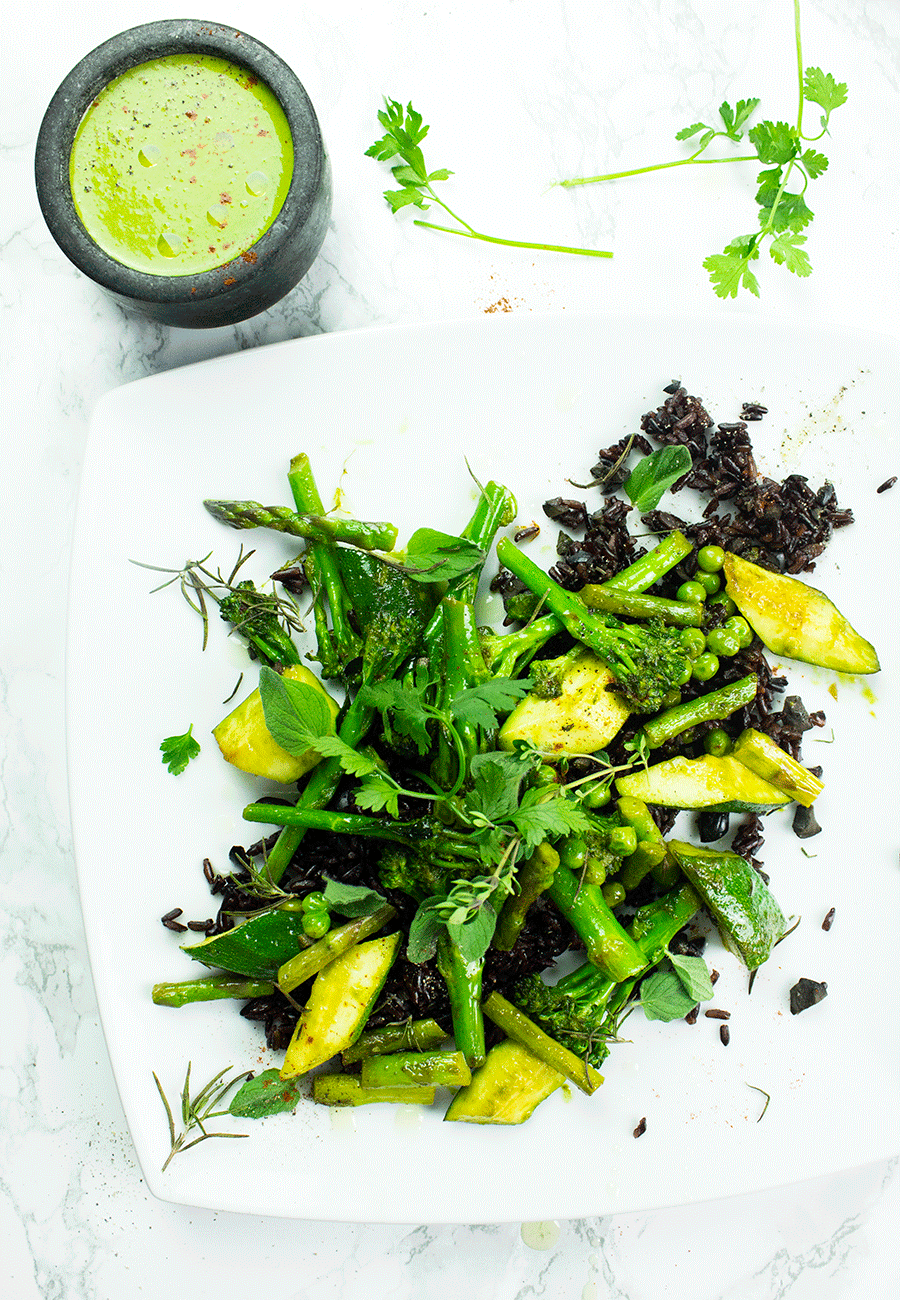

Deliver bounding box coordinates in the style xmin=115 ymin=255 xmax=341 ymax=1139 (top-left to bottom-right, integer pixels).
xmin=532 ymin=764 xmax=559 ymax=787
xmin=660 ymin=688 xmax=683 ymax=710
xmin=679 ymin=627 xmax=707 ymax=660
xmin=581 ymin=780 xmax=612 ymax=809
xmin=691 ymin=652 xmax=720 ymax=682
xmin=301 ymin=891 xmax=329 ymax=914
xmin=703 ymin=727 xmax=733 ymax=756
xmin=559 ymin=837 xmax=588 ymax=871
xmin=697 ymin=545 xmax=726 ymax=572
xmin=301 ymin=912 xmax=331 ymax=939
xmin=694 ymin=570 xmax=721 ymax=595
xmin=725 ymin=615 xmax=754 ymax=649
xmin=677 ymin=580 xmax=707 ymax=604
xmin=707 ymin=591 xmax=737 ymax=617
xmin=706 ymin=626 xmax=741 ymax=657
xmin=608 ymin=826 xmax=638 ymax=857
xmin=602 ymin=882 xmax=627 ymax=907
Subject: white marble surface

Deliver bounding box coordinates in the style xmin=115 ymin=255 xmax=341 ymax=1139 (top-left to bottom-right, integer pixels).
xmin=2 ymin=0 xmax=898 ymax=1295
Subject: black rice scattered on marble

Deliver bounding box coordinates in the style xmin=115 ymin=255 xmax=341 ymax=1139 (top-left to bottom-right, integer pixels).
xmin=789 ymin=977 xmax=828 ymax=1014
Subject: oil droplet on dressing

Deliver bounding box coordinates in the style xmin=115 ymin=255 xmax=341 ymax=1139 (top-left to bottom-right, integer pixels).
xmin=521 ymin=1220 xmax=560 ymax=1250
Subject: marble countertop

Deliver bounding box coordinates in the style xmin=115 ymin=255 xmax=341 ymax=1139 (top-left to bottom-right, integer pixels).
xmin=2 ymin=1 xmax=897 ymax=1295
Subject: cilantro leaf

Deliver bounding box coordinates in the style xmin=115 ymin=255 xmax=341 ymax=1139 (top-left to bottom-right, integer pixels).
xmin=311 ymin=733 xmax=382 ymax=779
xmin=675 ymin=121 xmax=710 ymax=142
xmin=160 ymin=725 xmax=201 ymax=775
xmin=360 ymin=679 xmax=433 ymax=754
xmin=353 ymin=775 xmax=402 ymax=817
xmin=760 ymin=189 xmax=814 ymax=233
xmin=703 ymin=239 xmax=761 ymax=299
xmin=769 ymin=231 xmax=812 ymax=277
xmin=719 ymin=98 xmax=760 ymax=139
xmin=748 ymin=120 xmax=799 ymax=166
xmin=800 ymin=148 xmax=829 ymax=179
xmin=465 ymin=756 xmax=523 ymax=824
xmin=803 ymin=68 xmax=848 ymax=115
xmin=623 ymin=445 xmax=692 ymax=511
xmin=450 ymin=677 xmax=532 ymax=732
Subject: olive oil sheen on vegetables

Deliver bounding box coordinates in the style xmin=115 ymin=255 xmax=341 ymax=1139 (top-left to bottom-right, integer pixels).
xmin=69 ymin=53 xmax=294 ymax=275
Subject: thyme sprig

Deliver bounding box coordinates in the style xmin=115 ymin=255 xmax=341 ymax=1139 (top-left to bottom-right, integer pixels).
xmin=153 ymin=1062 xmax=250 ymax=1171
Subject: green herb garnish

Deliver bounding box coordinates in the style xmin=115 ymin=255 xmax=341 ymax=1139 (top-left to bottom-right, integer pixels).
xmin=153 ymin=1063 xmax=249 ymax=1170
xmin=160 ymin=725 xmax=201 ymax=775
xmin=366 ymin=98 xmax=611 ymax=260
xmin=623 ymin=446 xmax=693 ymax=512
xmin=557 ymin=1 xmax=846 ymax=296
xmin=639 ymin=953 xmax=714 ymax=1021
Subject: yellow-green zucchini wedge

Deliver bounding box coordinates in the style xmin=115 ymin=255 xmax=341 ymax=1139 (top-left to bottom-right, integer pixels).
xmin=732 ymin=728 xmax=824 ymax=807
xmin=213 ymin=663 xmax=340 ymax=782
xmin=444 ymin=1038 xmax=564 ymax=1125
xmin=616 ymin=753 xmax=791 ymax=813
xmin=180 ymin=906 xmax=312 ymax=979
xmin=723 ymin=553 xmax=879 ymax=674
xmin=498 ymin=650 xmax=631 ymax=757
xmin=312 ymin=1074 xmax=436 ymax=1108
xmin=667 ymin=840 xmax=786 ymax=969
xmin=280 ymin=932 xmax=401 ymax=1080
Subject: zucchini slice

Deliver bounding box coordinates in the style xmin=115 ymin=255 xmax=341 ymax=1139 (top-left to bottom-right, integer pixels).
xmin=213 ymin=663 xmax=340 ymax=783
xmin=616 ymin=753 xmax=791 ymax=813
xmin=444 ymin=1039 xmax=564 ymax=1125
xmin=667 ymin=840 xmax=786 ymax=969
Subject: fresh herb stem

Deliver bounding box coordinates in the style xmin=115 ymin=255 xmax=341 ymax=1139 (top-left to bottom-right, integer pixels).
xmin=413 ymin=218 xmax=612 ymax=258
xmin=153 ymin=1063 xmax=249 ymax=1171
xmin=558 ymin=152 xmax=757 ymax=187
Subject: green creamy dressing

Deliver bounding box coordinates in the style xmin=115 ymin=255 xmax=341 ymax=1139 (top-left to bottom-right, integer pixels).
xmin=69 ymin=53 xmax=293 ymax=275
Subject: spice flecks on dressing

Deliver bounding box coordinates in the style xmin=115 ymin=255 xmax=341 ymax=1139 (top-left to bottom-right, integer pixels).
xmin=69 ymin=54 xmax=293 ymax=275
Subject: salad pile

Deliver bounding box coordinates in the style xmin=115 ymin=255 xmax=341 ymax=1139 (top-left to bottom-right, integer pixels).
xmin=152 ymin=383 xmax=879 ymax=1135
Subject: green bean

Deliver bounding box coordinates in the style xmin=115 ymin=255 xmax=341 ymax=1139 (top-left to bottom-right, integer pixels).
xmin=638 ymin=673 xmax=758 ymax=750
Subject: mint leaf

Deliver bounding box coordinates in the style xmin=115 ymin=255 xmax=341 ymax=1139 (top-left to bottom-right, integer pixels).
xmin=321 ymin=877 xmax=387 ymax=918
xmin=803 ymin=68 xmax=847 ymax=115
xmin=160 ymin=725 xmax=201 ymax=775
xmin=639 ymin=968 xmax=699 ymax=1021
xmin=228 ymin=1069 xmax=302 ymax=1118
xmin=669 ymin=952 xmax=714 ymax=1002
xmin=447 ymin=903 xmax=497 ymax=965
xmin=623 ymin=445 xmax=692 ymax=511
xmin=407 ymin=898 xmax=446 ymax=963
xmin=258 ymin=666 xmax=333 ymax=757
xmin=402 ymin=528 xmax=485 ymax=583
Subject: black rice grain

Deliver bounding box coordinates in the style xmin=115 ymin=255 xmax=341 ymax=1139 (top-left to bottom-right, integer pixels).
xmin=720 ymin=1025 xmax=731 ymax=1046
xmin=822 ymin=908 xmax=835 ymax=932
xmin=633 ymin=1117 xmax=647 ymax=1138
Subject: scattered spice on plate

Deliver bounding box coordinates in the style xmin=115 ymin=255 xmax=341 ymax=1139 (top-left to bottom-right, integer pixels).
xmin=789 ymin=977 xmax=828 ymax=1014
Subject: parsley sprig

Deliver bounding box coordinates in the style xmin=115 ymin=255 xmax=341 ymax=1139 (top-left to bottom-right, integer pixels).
xmin=367 ymin=98 xmax=611 ymax=260
xmin=558 ymin=1 xmax=847 ymax=296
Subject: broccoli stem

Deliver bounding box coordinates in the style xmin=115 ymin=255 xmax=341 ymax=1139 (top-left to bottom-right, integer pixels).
xmin=480 ymin=614 xmax=561 ymax=678
xmin=436 ymin=932 xmax=486 ymax=1069
xmin=494 ymin=841 xmax=560 ymax=951
xmin=637 ymin=673 xmax=759 ymax=750
xmin=203 ymin=499 xmax=398 ymax=551
xmin=601 ymin=530 xmax=693 ymax=592
xmin=151 ymin=974 xmax=275 ymax=1007
xmin=547 ymin=865 xmax=647 ymax=981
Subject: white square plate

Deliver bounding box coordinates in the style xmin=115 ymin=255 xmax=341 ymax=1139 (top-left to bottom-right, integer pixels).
xmin=68 ymin=313 xmax=900 ymax=1221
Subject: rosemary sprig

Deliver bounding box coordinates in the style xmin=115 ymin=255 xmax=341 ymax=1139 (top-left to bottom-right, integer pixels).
xmin=153 ymin=1062 xmax=250 ymax=1171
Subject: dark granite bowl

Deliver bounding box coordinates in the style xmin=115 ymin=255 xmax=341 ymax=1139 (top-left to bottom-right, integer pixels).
xmin=35 ymin=20 xmax=331 ymax=328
